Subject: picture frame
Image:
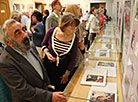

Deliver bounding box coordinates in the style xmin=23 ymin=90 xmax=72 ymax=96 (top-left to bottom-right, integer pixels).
xmin=81 ymin=68 xmax=107 ymax=86
xmin=96 ymin=61 xmax=117 ymax=77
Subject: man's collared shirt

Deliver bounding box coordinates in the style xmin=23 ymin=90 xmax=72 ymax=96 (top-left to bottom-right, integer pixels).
xmin=53 ymin=12 xmax=61 ymax=23
xmin=14 ymin=48 xmax=43 ymax=79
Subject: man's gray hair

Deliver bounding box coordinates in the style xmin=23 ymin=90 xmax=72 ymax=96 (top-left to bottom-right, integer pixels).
xmin=0 ymin=19 xmax=16 ymax=44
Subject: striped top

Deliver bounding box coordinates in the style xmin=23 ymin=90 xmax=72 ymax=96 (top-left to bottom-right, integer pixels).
xmin=54 ymin=36 xmax=72 ymax=54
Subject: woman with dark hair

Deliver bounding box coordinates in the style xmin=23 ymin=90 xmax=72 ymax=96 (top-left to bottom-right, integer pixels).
xmin=31 ymin=11 xmax=45 ymax=58
xmin=41 ymin=13 xmax=80 ymax=91
xmin=42 ymin=9 xmax=49 ymax=34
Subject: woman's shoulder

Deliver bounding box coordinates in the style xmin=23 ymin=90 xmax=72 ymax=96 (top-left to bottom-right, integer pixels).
xmin=47 ymin=27 xmax=56 ymax=33
xmin=46 ymin=27 xmax=57 ymax=37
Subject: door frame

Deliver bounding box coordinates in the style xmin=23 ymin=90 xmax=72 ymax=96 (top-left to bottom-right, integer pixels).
xmin=0 ymin=0 xmax=10 ymax=25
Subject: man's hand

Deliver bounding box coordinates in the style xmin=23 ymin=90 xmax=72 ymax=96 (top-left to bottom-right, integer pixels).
xmin=52 ymin=92 xmax=67 ymax=102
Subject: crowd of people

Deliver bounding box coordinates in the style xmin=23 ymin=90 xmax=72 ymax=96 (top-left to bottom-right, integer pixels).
xmin=0 ymin=0 xmax=109 ymax=102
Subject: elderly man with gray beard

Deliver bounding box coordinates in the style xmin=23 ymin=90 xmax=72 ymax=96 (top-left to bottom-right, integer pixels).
xmin=0 ymin=19 xmax=67 ymax=102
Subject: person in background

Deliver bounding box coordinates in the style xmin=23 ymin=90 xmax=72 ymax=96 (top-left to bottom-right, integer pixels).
xmin=21 ymin=12 xmax=32 ymax=40
xmin=65 ymin=4 xmax=86 ymax=55
xmin=86 ymin=7 xmax=99 ymax=50
xmin=0 ymin=75 xmax=12 ymax=102
xmin=81 ymin=10 xmax=89 ymax=30
xmin=82 ymin=10 xmax=91 ymax=46
xmin=45 ymin=0 xmax=62 ymax=33
xmin=10 ymin=10 xmax=22 ymax=23
xmin=25 ymin=12 xmax=32 ymax=37
xmin=0 ymin=19 xmax=67 ymax=102
xmin=97 ymin=8 xmax=105 ymax=35
xmin=61 ymin=7 xmax=65 ymax=16
xmin=103 ymin=8 xmax=108 ymax=21
xmin=98 ymin=9 xmax=105 ymax=29
xmin=31 ymin=11 xmax=45 ymax=58
xmin=41 ymin=13 xmax=80 ymax=91
xmin=42 ymin=9 xmax=49 ymax=34
xmin=96 ymin=9 xmax=100 ymax=22
xmin=30 ymin=10 xmax=38 ymax=32
xmin=0 ymin=27 xmax=12 ymax=102
xmin=21 ymin=12 xmax=29 ymax=26
xmin=64 ymin=5 xmax=85 ymax=74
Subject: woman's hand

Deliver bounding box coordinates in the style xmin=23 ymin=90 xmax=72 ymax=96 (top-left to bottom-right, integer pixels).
xmin=60 ymin=73 xmax=69 ymax=84
xmin=30 ymin=27 xmax=34 ymax=33
xmin=45 ymin=51 xmax=56 ymax=61
xmin=82 ymin=31 xmax=86 ymax=37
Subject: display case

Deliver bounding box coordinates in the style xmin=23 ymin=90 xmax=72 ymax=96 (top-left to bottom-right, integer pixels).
xmin=64 ymin=22 xmax=124 ymax=102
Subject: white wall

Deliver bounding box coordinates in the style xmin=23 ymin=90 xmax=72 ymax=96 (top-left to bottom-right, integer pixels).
xmin=8 ymin=0 xmax=113 ymax=17
xmin=8 ymin=0 xmax=49 ymax=13
xmin=88 ymin=0 xmax=113 ymax=17
xmin=61 ymin=0 xmax=113 ymax=17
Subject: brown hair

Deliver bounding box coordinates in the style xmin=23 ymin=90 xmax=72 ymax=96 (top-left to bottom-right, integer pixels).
xmin=90 ymin=7 xmax=96 ymax=14
xmin=59 ymin=13 xmax=80 ymax=32
xmin=51 ymin=0 xmax=60 ymax=10
xmin=65 ymin=4 xmax=80 ymax=19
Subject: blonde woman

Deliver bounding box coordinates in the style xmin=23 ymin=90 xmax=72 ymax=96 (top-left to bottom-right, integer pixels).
xmin=10 ymin=10 xmax=22 ymax=22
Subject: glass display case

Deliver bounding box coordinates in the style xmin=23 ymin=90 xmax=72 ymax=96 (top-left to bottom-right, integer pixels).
xmin=64 ymin=23 xmax=124 ymax=102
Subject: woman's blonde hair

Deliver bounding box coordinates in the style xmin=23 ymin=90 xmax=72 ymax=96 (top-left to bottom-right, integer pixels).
xmin=59 ymin=13 xmax=80 ymax=32
xmin=65 ymin=4 xmax=80 ymax=19
xmin=10 ymin=10 xmax=22 ymax=22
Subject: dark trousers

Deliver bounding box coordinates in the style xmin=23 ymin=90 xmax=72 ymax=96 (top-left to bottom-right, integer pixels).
xmin=43 ymin=54 xmax=72 ymax=91
xmin=84 ymin=30 xmax=89 ymax=45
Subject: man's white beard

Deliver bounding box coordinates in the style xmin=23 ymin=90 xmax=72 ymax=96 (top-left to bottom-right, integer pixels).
xmin=7 ymin=37 xmax=30 ymax=53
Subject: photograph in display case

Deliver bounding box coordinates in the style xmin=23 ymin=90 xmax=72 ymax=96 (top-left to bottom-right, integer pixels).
xmin=98 ymin=38 xmax=112 ymax=42
xmin=103 ymin=34 xmax=114 ymax=38
xmin=102 ymin=44 xmax=114 ymax=49
xmin=87 ymin=83 xmax=117 ymax=102
xmin=81 ymin=68 xmax=107 ymax=86
xmin=96 ymin=61 xmax=116 ymax=68
xmin=86 ymin=75 xmax=104 ymax=82
xmin=89 ymin=90 xmax=116 ymax=102
xmin=96 ymin=61 xmax=116 ymax=77
xmin=95 ymin=49 xmax=110 ymax=58
xmin=104 ymin=30 xmax=113 ymax=34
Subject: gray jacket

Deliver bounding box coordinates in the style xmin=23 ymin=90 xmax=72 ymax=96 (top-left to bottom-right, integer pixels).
xmin=0 ymin=44 xmax=52 ymax=102
xmin=45 ymin=12 xmax=59 ymax=33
